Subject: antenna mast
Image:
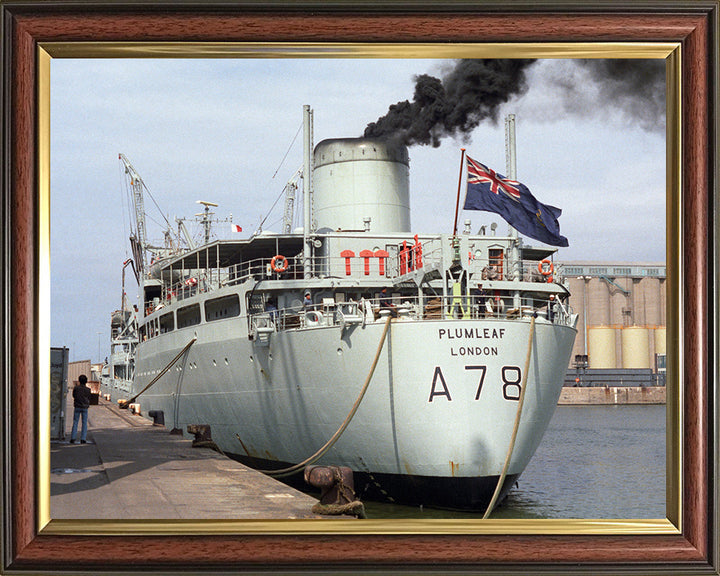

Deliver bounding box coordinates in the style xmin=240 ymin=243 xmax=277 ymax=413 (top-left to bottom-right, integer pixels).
xmin=505 ymin=114 xmax=522 ymax=308
xmin=302 ymin=105 xmax=314 ymax=278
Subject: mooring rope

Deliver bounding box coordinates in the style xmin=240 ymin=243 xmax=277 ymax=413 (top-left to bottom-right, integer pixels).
xmin=119 ymin=336 xmax=197 ymax=408
xmin=482 ymin=315 xmax=536 ymax=519
xmin=256 ymin=314 xmax=393 ymax=478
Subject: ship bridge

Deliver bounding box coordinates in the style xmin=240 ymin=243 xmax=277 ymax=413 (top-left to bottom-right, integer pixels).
xmin=156 ymin=235 xmax=304 ymax=272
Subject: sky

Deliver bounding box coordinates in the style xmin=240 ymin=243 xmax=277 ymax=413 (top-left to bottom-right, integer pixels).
xmin=50 ymin=58 xmax=666 ymax=362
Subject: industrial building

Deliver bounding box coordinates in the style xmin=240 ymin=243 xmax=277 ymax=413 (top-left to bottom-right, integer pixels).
xmin=558 ymin=261 xmax=666 ymax=386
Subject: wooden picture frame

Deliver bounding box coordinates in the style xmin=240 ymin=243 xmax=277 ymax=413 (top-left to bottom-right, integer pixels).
xmin=2 ymin=1 xmax=716 ymax=573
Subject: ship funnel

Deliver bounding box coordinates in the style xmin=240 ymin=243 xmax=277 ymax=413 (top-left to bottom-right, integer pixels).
xmin=312 ymin=138 xmax=410 ymax=233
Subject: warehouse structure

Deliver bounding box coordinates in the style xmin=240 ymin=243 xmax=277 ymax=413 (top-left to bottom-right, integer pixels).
xmin=558 ymin=261 xmax=666 ymax=386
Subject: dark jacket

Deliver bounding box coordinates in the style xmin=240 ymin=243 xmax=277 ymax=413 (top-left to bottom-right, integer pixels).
xmin=73 ymin=384 xmax=92 ymax=409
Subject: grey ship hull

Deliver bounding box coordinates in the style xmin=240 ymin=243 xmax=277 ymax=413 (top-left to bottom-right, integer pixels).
xmin=129 ymin=309 xmax=576 ymax=510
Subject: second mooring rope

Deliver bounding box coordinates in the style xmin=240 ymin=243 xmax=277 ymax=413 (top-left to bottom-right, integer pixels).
xmin=483 ymin=315 xmax=536 ymax=519
xmin=255 ymin=314 xmax=393 ymax=479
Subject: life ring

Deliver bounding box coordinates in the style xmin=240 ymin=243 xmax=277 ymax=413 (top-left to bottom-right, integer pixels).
xmin=305 ymin=310 xmax=323 ymax=327
xmin=271 ymin=254 xmax=289 ymax=273
xmin=538 ymin=259 xmax=554 ymax=282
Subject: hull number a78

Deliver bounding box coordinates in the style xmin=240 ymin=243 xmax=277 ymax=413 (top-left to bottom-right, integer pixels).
xmin=428 ymin=365 xmax=522 ymax=402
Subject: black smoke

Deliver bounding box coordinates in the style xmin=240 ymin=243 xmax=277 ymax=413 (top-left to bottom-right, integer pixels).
xmin=364 ymin=58 xmax=665 ymax=147
xmin=575 ymin=59 xmax=665 ymax=133
xmin=364 ymin=59 xmax=536 ymax=147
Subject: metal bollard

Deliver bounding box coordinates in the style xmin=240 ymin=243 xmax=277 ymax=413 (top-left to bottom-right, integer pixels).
xmin=187 ymin=424 xmax=213 ymax=446
xmin=304 ymin=465 xmax=365 ymax=518
xmin=148 ymin=410 xmax=165 ymax=426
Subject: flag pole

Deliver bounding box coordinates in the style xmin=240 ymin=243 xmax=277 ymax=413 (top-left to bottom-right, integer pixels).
xmin=453 ymin=148 xmax=466 ymax=236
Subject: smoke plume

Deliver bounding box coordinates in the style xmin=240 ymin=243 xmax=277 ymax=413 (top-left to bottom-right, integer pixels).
xmin=364 ymin=58 xmax=665 ymax=147
xmin=364 ymin=59 xmax=536 ymax=147
xmin=574 ymin=59 xmax=665 ymax=132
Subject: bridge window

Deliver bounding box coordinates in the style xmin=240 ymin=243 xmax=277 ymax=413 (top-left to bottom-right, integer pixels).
xmin=177 ymin=303 xmax=201 ymax=329
xmin=205 ymin=294 xmax=241 ymax=321
xmin=159 ymin=312 xmax=174 ymax=334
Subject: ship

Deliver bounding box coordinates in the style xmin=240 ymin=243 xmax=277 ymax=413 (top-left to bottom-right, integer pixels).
xmin=103 ymin=106 xmax=577 ymax=511
xmin=99 ymin=259 xmax=138 ymax=399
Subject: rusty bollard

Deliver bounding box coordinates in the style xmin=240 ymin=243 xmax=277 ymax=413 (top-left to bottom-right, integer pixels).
xmin=304 ymin=465 xmax=366 ymax=518
xmin=186 ymin=424 xmax=221 ymax=452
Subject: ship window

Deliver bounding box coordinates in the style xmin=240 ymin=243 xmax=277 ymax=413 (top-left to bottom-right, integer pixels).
xmin=147 ymin=320 xmax=158 ymax=339
xmin=177 ymin=304 xmax=201 ymax=329
xmin=489 ymin=248 xmax=504 ymax=279
xmin=205 ymin=294 xmax=240 ymax=321
xmin=159 ymin=312 xmax=174 ymax=334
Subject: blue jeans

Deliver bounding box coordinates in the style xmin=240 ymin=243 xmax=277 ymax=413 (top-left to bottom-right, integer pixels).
xmin=71 ymin=407 xmax=88 ymax=442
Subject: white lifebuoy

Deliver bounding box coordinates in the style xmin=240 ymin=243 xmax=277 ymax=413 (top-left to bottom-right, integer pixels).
xmin=305 ymin=310 xmax=323 ymax=327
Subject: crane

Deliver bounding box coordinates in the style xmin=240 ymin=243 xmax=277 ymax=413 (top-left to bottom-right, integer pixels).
xmin=119 ymin=153 xmax=149 ymax=278
xmin=282 ymin=169 xmax=302 ymax=234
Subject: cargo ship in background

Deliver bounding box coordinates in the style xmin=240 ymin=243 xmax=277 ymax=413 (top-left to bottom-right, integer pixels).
xmin=101 ymin=106 xmax=577 ymax=511
xmin=100 ymin=259 xmax=138 ymax=398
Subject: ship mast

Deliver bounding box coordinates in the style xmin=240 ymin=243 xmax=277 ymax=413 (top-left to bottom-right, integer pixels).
xmin=196 ymin=200 xmax=218 ymax=245
xmin=505 ymin=115 xmax=522 ymax=309
xmin=302 ymin=104 xmax=314 ymax=279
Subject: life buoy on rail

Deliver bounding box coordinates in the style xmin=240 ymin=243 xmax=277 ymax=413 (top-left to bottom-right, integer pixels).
xmin=271 ymin=254 xmax=289 ymax=273
xmin=305 ymin=310 xmax=324 ymax=327
xmin=538 ymin=259 xmax=554 ymax=283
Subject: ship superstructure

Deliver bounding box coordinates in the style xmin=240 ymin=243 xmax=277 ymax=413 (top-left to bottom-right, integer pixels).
xmin=104 ymin=107 xmax=577 ymax=510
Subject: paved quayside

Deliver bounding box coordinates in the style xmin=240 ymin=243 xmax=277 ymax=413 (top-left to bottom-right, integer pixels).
xmin=51 ymin=395 xmax=323 ymax=519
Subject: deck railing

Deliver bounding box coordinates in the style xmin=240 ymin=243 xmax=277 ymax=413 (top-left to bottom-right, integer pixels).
xmin=248 ymin=293 xmax=575 ymax=339
xmin=150 ymin=251 xmax=560 ymax=305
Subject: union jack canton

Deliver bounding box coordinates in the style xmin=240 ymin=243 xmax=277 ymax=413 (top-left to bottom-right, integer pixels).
xmin=466 ymin=157 xmax=521 ymax=201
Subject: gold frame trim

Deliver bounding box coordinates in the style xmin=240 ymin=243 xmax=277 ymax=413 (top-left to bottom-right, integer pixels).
xmin=41 ymin=41 xmax=677 ymax=59
xmin=37 ymin=41 xmax=681 ymax=537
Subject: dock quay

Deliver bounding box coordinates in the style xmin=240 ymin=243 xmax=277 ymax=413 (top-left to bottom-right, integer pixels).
xmin=558 ymin=385 xmax=666 ymax=405
xmin=51 ymin=395 xmax=324 ymax=519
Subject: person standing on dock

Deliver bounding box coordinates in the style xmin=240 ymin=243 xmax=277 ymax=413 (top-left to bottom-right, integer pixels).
xmin=70 ymin=374 xmax=92 ymax=444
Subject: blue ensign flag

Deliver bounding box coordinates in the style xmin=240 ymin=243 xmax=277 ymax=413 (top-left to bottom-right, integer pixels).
xmin=463 ymin=156 xmax=569 ymax=247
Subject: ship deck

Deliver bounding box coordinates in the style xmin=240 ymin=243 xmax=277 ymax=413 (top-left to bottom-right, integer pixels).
xmin=51 ymin=394 xmax=324 ymax=519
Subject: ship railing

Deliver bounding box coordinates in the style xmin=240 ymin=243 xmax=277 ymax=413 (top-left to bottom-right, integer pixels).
xmin=249 ymin=294 xmax=575 ymax=335
xmin=219 ymin=252 xmax=555 ymax=284
xmin=151 ymin=250 xmax=562 ymax=299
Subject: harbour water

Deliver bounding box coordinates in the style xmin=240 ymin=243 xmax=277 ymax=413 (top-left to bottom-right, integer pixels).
xmin=361 ymin=404 xmax=666 ymax=520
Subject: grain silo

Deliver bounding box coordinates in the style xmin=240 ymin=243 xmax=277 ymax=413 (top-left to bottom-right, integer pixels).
xmin=313 ymin=138 xmax=411 ymax=234
xmin=654 ymin=327 xmax=667 ymax=356
xmin=621 ymin=326 xmax=651 ymax=369
xmin=588 ymin=326 xmax=617 ymax=369
xmin=587 ymin=278 xmax=611 ymax=326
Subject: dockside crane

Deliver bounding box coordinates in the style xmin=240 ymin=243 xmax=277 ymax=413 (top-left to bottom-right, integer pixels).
xmin=119 ymin=153 xmax=149 ymax=281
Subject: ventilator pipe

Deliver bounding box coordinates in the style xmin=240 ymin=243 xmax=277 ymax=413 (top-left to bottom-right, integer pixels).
xmin=256 ymin=315 xmax=393 ymax=478
xmin=483 ymin=315 xmax=535 ymax=519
